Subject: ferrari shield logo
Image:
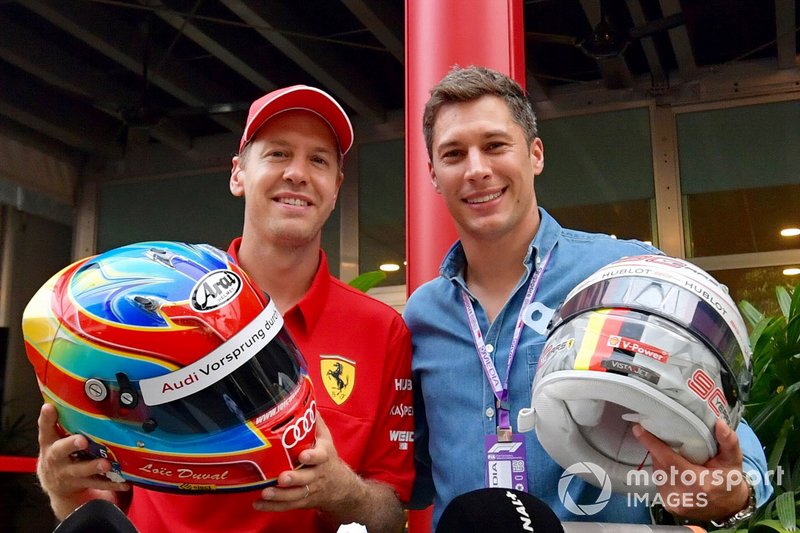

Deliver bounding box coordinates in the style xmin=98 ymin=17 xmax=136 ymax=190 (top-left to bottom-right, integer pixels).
xmin=320 ymin=355 xmax=355 ymax=405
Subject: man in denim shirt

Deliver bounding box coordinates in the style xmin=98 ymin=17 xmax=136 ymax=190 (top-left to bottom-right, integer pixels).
xmin=404 ymin=65 xmax=771 ymax=530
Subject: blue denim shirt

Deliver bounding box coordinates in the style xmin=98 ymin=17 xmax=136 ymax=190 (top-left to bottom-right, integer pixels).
xmin=405 ymin=208 xmax=771 ymax=529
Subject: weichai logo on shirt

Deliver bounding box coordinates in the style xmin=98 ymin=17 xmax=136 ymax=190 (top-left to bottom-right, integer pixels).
xmin=389 ymin=430 xmax=414 ymax=450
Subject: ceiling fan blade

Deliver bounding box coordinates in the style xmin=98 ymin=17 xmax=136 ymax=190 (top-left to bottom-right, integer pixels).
xmin=167 ymin=102 xmax=251 ymax=117
xmin=596 ymin=57 xmax=633 ymax=89
xmin=525 ymin=31 xmax=579 ymax=47
xmin=628 ymin=12 xmax=685 ymax=40
xmin=124 ymin=125 xmax=151 ymax=152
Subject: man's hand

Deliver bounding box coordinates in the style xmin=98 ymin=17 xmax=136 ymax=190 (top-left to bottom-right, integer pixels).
xmin=253 ymin=413 xmax=405 ymax=533
xmin=36 ymin=403 xmax=131 ymax=520
xmin=633 ymin=419 xmax=751 ymax=522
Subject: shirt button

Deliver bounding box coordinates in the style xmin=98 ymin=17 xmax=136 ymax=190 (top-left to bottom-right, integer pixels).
xmin=486 ymin=344 xmax=494 ymax=353
xmin=485 ymin=407 xmax=495 ymax=418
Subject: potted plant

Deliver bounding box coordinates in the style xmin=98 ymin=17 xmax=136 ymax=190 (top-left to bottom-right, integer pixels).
xmin=721 ymin=281 xmax=800 ymax=532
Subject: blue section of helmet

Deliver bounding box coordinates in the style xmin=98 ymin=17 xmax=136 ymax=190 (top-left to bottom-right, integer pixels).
xmin=71 ymin=242 xmax=232 ymax=328
xmin=51 ymin=330 xmax=173 ymax=379
xmin=53 ymin=394 xmax=266 ymax=453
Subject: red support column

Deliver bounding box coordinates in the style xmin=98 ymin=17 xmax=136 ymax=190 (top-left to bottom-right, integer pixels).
xmin=405 ymin=0 xmax=526 ymax=295
xmin=405 ymin=1 xmax=526 ymax=531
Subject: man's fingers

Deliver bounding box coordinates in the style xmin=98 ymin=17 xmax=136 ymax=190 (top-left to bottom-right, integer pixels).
xmin=711 ymin=419 xmax=742 ymax=467
xmin=633 ymin=424 xmax=692 ymax=471
xmin=315 ymin=413 xmax=331 ymax=439
xmin=76 ymin=475 xmax=131 ymax=493
xmin=37 ymin=403 xmax=62 ymax=447
xmin=298 ymin=412 xmax=333 ymax=466
xmin=46 ymin=434 xmax=88 ymax=463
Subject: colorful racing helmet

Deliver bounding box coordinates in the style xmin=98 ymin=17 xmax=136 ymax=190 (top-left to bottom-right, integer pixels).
xmin=518 ymin=255 xmax=752 ymax=495
xmin=22 ymin=241 xmax=316 ymax=493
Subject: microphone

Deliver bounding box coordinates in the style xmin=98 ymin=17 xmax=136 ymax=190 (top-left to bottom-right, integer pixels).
xmin=437 ymin=488 xmax=706 ymax=533
xmin=437 ymin=488 xmax=565 ymax=532
xmin=53 ymin=499 xmax=139 ymax=533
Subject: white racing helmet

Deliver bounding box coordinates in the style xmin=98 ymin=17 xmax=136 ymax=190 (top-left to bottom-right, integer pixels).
xmin=517 ymin=255 xmax=752 ymax=495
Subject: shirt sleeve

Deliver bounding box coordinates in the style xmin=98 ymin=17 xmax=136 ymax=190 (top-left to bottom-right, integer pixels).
xmin=409 ymin=359 xmax=435 ymax=509
xmin=358 ymin=314 xmax=415 ymax=502
xmin=736 ymin=418 xmax=773 ymax=507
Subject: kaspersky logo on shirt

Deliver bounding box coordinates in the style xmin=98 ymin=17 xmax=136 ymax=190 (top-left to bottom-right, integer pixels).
xmin=320 ymin=355 xmax=355 ymax=405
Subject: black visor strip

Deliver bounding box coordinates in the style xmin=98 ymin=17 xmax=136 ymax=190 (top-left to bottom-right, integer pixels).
xmin=553 ymin=276 xmax=750 ymax=403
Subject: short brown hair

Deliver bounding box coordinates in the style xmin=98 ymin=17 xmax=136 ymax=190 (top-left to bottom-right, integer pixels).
xmin=423 ymin=65 xmax=538 ymax=159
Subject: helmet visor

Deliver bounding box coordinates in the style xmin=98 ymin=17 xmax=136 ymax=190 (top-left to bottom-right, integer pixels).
xmin=554 ymin=275 xmax=750 ymax=402
xmin=123 ymin=301 xmax=306 ymax=434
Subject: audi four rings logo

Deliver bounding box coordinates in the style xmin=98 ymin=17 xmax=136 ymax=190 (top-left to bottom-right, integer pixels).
xmin=282 ymin=402 xmax=317 ymax=449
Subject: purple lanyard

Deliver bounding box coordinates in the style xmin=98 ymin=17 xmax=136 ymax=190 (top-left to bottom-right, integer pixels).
xmin=461 ymin=251 xmax=551 ymax=431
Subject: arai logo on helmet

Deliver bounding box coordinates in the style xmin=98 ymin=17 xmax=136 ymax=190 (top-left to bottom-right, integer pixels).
xmin=191 ymin=270 xmax=242 ymax=312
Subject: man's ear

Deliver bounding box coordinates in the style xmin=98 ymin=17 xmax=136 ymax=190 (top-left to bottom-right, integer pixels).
xmin=230 ymin=156 xmax=245 ymax=197
xmin=332 ymin=170 xmax=344 ymax=203
xmin=429 ymin=162 xmax=440 ymax=193
xmin=529 ymin=137 xmax=545 ymax=175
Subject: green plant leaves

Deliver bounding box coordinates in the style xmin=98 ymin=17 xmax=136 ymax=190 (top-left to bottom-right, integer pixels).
xmin=733 ymin=282 xmax=800 ymax=533
xmin=777 ymin=286 xmax=792 ymax=320
xmin=750 ymin=519 xmax=795 ymax=532
xmin=741 ymin=299 xmax=766 ymax=328
xmin=765 ymin=419 xmax=790 ymax=474
xmin=347 ymin=270 xmax=387 ymax=293
xmin=774 ymin=491 xmax=797 ymax=531
xmin=751 ymin=384 xmax=800 ymax=432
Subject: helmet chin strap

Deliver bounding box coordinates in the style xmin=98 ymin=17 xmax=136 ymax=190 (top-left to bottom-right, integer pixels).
xmin=519 ymin=371 xmax=717 ymax=495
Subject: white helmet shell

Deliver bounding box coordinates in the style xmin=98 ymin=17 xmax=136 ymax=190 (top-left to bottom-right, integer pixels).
xmin=518 ymin=255 xmax=752 ymax=495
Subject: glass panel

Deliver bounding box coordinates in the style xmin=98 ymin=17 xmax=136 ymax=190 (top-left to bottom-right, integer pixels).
xmin=98 ymin=174 xmax=341 ymax=277
xmin=709 ymin=266 xmax=800 ymax=321
xmin=358 ymin=139 xmax=405 ymax=287
xmin=682 ymin=184 xmax=800 ymax=256
xmin=547 ymin=199 xmax=654 ymax=243
xmin=98 ymin=174 xmax=243 ymax=252
xmin=677 ymin=100 xmax=800 ymax=257
xmin=536 ymin=107 xmax=655 ymax=243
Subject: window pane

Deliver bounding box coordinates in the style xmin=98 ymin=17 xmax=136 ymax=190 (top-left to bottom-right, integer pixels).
xmin=682 ymin=184 xmax=800 ymax=256
xmin=98 ymin=174 xmax=243 ymax=252
xmin=677 ymin=100 xmax=800 ymax=257
xmin=358 ymin=139 xmax=405 ymax=287
xmin=537 ymin=107 xmax=655 ymax=243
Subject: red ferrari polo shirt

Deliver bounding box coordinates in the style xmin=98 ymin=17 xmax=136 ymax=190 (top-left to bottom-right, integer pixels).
xmin=126 ymin=239 xmax=414 ymax=533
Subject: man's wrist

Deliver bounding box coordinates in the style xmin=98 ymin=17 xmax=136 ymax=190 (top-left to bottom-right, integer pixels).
xmin=710 ymin=476 xmax=757 ymax=529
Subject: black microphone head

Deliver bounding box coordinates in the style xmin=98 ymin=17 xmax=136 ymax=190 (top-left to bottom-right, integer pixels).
xmin=54 ymin=499 xmax=139 ymax=533
xmin=437 ymin=488 xmax=564 ymax=533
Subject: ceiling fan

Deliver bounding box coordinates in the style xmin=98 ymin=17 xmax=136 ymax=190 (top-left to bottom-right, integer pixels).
xmin=93 ymin=16 xmax=248 ymax=151
xmin=526 ymin=2 xmax=685 ymax=61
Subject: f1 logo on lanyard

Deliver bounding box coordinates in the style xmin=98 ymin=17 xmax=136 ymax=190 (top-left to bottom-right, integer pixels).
xmin=463 ymin=251 xmax=552 ymax=491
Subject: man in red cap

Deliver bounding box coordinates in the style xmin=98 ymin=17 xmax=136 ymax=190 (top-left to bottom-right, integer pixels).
xmin=35 ymin=86 xmax=414 ymax=533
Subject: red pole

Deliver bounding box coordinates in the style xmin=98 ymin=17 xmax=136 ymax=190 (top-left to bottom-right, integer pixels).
xmin=405 ymin=0 xmax=526 ymax=294
xmin=404 ymin=1 xmax=526 ymax=531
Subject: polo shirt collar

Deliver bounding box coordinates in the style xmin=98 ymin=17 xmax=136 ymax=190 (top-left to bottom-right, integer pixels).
xmin=226 ymin=237 xmax=330 ymax=335
xmin=291 ymin=249 xmax=330 ymax=335
xmin=438 ymin=207 xmax=562 ymax=284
